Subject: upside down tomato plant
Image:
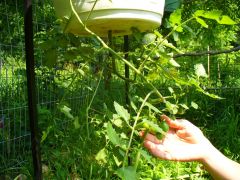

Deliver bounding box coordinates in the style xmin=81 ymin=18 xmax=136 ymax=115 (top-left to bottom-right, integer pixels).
xmin=59 ymin=1 xmax=237 ymax=179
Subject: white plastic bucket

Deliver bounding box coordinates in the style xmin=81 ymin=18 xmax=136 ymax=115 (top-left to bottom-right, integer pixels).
xmin=53 ymin=0 xmax=165 ymax=37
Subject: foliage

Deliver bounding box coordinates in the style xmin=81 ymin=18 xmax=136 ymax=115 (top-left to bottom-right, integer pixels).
xmin=0 ymin=0 xmax=240 ymax=179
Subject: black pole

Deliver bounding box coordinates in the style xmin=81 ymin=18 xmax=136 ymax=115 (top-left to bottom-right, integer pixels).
xmin=24 ymin=0 xmax=42 ymax=179
xmin=124 ymin=35 xmax=131 ymax=166
xmin=124 ymin=35 xmax=130 ymax=108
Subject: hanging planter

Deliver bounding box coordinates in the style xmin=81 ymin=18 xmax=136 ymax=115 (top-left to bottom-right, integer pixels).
xmin=53 ymin=0 xmax=165 ymax=37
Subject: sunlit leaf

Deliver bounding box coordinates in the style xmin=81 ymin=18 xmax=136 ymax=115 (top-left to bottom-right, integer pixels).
xmin=113 ymin=155 xmax=122 ymax=167
xmin=169 ymin=58 xmax=180 ymax=67
xmin=195 ymin=17 xmax=208 ymax=28
xmin=191 ymin=101 xmax=198 ymax=109
xmin=194 ymin=63 xmax=208 ymax=78
xmin=170 ymin=9 xmax=182 ymax=26
xmin=169 ymin=9 xmax=183 ymax=32
xmin=95 ymin=148 xmax=107 ymax=164
xmin=203 ymin=10 xmax=222 ymax=20
xmin=194 ymin=10 xmax=236 ymax=25
xmin=179 ymin=103 xmax=189 ymax=110
xmin=194 ymin=10 xmax=205 ymax=17
xmin=112 ymin=118 xmax=123 ymax=128
xmin=168 ymin=87 xmax=174 ymax=94
xmin=194 ymin=10 xmax=222 ymax=20
xmin=218 ymin=16 xmax=236 ymax=25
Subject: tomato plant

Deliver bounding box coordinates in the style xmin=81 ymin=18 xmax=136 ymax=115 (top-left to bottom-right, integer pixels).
xmin=62 ymin=2 xmax=238 ymax=178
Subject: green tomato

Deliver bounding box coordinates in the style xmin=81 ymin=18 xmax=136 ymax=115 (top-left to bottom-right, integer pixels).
xmin=148 ymin=126 xmax=158 ymax=135
xmin=156 ymin=132 xmax=164 ymax=140
xmin=142 ymin=122 xmax=150 ymax=129
xmin=159 ymin=121 xmax=169 ymax=132
xmin=135 ymin=122 xmax=150 ymax=130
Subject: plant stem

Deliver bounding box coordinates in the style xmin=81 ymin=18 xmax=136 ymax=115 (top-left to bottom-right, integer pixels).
xmin=85 ymin=70 xmax=103 ymax=139
xmin=123 ymin=91 xmax=153 ymax=167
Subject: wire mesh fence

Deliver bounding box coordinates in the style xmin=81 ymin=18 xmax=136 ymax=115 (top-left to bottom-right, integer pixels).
xmin=0 ymin=0 xmax=93 ymax=176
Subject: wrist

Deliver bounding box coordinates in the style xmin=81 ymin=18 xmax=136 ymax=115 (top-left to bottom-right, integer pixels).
xmin=198 ymin=140 xmax=222 ymax=165
xmin=197 ymin=138 xmax=218 ymax=164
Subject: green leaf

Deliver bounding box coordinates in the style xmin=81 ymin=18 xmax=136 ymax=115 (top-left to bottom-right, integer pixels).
xmin=203 ymin=10 xmax=222 ymax=20
xmin=191 ymin=101 xmax=198 ymax=109
xmin=73 ymin=116 xmax=80 ymax=129
xmin=194 ymin=10 xmax=222 ymax=20
xmin=165 ymin=101 xmax=178 ymax=115
xmin=169 ymin=9 xmax=183 ymax=32
xmin=194 ymin=63 xmax=208 ymax=78
xmin=194 ymin=10 xmax=236 ymax=25
xmin=179 ymin=103 xmax=189 ymax=110
xmin=112 ymin=118 xmax=123 ymax=128
xmin=113 ymin=155 xmax=122 ymax=167
xmin=59 ymin=105 xmax=74 ymax=119
xmin=115 ymin=166 xmax=137 ymax=180
xmin=218 ymin=16 xmax=236 ymax=25
xmin=172 ymin=31 xmax=179 ymax=41
xmin=168 ymin=87 xmax=174 ymax=94
xmin=142 ymin=33 xmax=156 ymax=45
xmin=114 ymin=101 xmax=130 ymax=122
xmin=170 ymin=9 xmax=182 ymax=26
xmin=195 ymin=17 xmax=208 ymax=28
xmin=107 ymin=122 xmax=121 ymax=146
xmin=169 ymin=58 xmax=180 ymax=67
xmin=194 ymin=10 xmax=205 ymax=17
xmin=139 ymin=149 xmax=154 ymax=166
xmin=41 ymin=126 xmax=53 ymax=143
xmin=95 ymin=148 xmax=107 ymax=164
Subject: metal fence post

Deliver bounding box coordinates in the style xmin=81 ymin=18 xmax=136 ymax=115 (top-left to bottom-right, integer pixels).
xmin=24 ymin=0 xmax=42 ymax=179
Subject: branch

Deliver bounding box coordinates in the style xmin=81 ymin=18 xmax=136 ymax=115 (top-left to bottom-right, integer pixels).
xmin=174 ymin=45 xmax=240 ymax=58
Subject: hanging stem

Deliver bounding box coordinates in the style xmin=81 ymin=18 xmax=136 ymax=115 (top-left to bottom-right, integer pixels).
xmin=123 ymin=91 xmax=153 ymax=166
xmin=86 ymin=70 xmax=103 ymax=139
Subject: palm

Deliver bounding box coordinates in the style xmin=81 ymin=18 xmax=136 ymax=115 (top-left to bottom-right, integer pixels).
xmin=147 ymin=130 xmax=204 ymax=161
xmin=143 ymin=116 xmax=209 ymax=162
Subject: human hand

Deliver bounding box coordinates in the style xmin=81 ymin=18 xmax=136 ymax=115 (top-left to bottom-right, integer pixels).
xmin=141 ymin=115 xmax=213 ymax=162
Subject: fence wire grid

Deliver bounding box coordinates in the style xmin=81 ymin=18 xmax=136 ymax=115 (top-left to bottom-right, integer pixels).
xmin=0 ymin=0 xmax=93 ymax=176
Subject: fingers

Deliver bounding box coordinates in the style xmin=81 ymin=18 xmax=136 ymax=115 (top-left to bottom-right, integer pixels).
xmin=176 ymin=129 xmax=189 ymax=138
xmin=143 ymin=140 xmax=172 ymax=160
xmin=161 ymin=115 xmax=185 ymax=130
